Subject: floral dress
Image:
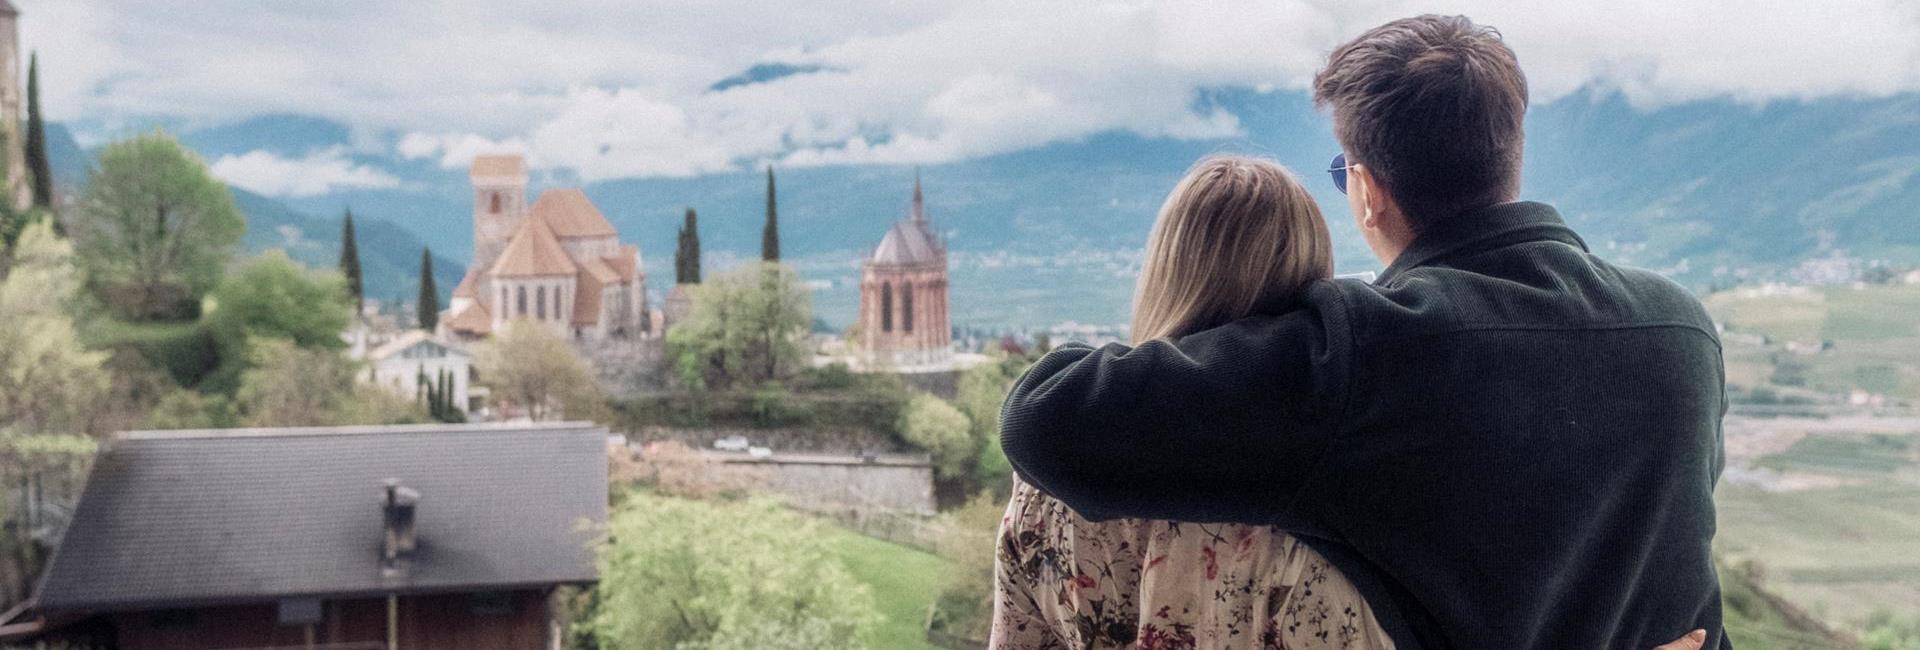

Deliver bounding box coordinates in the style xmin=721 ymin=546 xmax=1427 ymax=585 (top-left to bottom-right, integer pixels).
xmin=991 ymin=478 xmax=1394 ymax=650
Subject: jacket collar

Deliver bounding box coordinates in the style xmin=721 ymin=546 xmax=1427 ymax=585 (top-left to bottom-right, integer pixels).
xmin=1375 ymin=201 xmax=1588 ymax=285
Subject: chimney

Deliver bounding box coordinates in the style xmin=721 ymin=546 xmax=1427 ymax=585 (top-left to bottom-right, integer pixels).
xmin=381 ymin=479 xmax=420 ymax=577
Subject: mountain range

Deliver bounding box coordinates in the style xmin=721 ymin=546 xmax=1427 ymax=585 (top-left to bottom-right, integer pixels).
xmin=45 ymin=87 xmax=1920 ymax=328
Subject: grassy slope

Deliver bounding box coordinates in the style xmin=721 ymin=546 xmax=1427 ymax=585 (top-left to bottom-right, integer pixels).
xmin=823 ymin=527 xmax=950 ymax=650
xmin=1717 ymin=480 xmax=1920 ymax=632
xmin=1705 ymin=283 xmax=1920 ymax=400
xmin=1720 ymin=556 xmax=1857 ymax=649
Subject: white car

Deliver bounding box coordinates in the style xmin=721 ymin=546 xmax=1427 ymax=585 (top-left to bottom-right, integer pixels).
xmin=713 ymin=435 xmax=751 ymax=452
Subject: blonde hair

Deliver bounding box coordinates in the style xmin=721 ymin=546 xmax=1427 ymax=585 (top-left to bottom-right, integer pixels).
xmin=1131 ymin=156 xmax=1334 ymax=344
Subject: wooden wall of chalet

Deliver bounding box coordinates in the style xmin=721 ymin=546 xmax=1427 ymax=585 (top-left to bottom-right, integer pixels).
xmin=104 ymin=589 xmax=549 ymax=650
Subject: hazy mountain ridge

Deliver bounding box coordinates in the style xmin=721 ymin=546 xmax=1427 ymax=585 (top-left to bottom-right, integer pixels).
xmin=51 ymin=88 xmax=1920 ymax=326
xmin=43 ymin=123 xmax=463 ymax=309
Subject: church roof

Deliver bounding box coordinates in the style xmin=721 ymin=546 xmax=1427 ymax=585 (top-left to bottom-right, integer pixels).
xmin=451 ymin=265 xmax=482 ymax=299
xmin=571 ymin=273 xmax=604 ymax=326
xmin=579 ymin=257 xmax=619 ymax=285
xmin=444 ymin=303 xmax=493 ymax=335
xmin=604 ymin=245 xmax=641 ymax=282
xmin=490 ymin=219 xmax=577 ymax=278
xmin=529 ymin=189 xmax=618 ymax=239
xmin=469 ymin=154 xmax=525 ymax=180
xmin=870 ymin=175 xmax=942 ymax=266
xmin=872 ymin=219 xmax=943 ymax=266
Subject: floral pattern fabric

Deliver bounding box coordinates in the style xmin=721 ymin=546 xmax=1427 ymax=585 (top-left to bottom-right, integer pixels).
xmin=991 ymin=478 xmax=1394 ymax=650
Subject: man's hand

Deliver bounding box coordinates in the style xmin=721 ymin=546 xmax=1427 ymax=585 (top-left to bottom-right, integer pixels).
xmin=1653 ymin=629 xmax=1709 ymax=650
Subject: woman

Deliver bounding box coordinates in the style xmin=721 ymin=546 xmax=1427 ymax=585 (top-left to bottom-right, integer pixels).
xmin=990 ymin=156 xmax=1393 ymax=650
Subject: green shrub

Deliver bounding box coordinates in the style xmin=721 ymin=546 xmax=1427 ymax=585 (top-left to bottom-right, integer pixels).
xmin=83 ymin=320 xmax=221 ymax=388
xmin=609 ymin=386 xmax=909 ymax=435
xmin=144 ymin=389 xmax=236 ymax=430
xmin=896 ymin=394 xmax=974 ymax=480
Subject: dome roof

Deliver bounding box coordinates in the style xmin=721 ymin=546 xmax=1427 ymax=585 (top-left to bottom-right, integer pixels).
xmin=871 ymin=219 xmax=942 ymax=266
xmin=868 ymin=173 xmax=944 ymax=266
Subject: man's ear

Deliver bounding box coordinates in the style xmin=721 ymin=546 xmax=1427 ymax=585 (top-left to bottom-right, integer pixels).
xmin=1355 ymin=166 xmax=1399 ymax=228
xmin=1354 ymin=166 xmax=1382 ymax=227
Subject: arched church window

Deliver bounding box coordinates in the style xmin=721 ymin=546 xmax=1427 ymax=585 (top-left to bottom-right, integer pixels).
xmin=881 ymin=282 xmax=893 ymax=332
xmin=517 ymin=286 xmax=528 ymax=316
xmin=490 ymin=192 xmax=502 ymax=214
xmin=903 ymin=281 xmax=915 ymax=332
xmin=537 ymin=286 xmax=547 ymax=320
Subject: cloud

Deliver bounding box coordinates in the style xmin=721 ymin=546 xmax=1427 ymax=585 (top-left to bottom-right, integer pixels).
xmin=397 ymin=132 xmax=532 ymax=170
xmin=21 ymin=1 xmax=1920 ymax=180
xmin=210 ymin=147 xmax=402 ymax=197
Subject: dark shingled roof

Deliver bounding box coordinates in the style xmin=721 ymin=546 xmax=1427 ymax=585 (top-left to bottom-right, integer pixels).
xmin=35 ymin=423 xmax=607 ymax=612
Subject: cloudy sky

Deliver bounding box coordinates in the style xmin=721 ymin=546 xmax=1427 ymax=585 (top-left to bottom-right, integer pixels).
xmin=20 ymin=0 xmax=1920 ymax=195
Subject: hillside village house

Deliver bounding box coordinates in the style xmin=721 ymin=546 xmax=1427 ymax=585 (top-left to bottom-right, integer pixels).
xmin=0 ymin=423 xmax=608 ymax=649
xmin=440 ymin=155 xmax=652 ymax=342
xmin=361 ymin=330 xmax=477 ymax=416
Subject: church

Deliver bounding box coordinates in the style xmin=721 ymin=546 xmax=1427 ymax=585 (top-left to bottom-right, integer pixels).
xmin=440 ymin=155 xmax=650 ymax=341
xmin=856 ymin=175 xmax=953 ymax=369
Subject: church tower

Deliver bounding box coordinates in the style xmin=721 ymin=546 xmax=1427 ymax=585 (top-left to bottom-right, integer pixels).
xmin=469 ymin=154 xmax=528 ymax=277
xmin=0 ymin=1 xmax=29 ymax=211
xmin=857 ymin=172 xmax=952 ymax=369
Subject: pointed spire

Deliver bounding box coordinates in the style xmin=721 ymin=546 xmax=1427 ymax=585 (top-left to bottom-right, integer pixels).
xmin=911 ymin=167 xmax=925 ymax=222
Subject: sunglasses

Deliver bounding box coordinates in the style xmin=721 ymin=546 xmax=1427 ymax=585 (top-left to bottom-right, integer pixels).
xmin=1329 ymin=153 xmax=1358 ymax=194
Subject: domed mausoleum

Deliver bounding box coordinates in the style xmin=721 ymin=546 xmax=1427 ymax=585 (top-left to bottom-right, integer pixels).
xmin=857 ymin=174 xmax=952 ymax=369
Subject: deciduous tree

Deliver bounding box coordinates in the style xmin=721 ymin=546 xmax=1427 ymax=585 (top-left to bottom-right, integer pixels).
xmin=474 ymin=319 xmax=598 ymax=421
xmin=72 ymin=131 xmax=244 ymax=320
xmin=0 ymin=222 xmax=109 ymax=435
xmin=206 ymin=250 xmax=352 ymax=352
xmin=590 ymin=493 xmax=877 ymax=650
xmin=954 ymin=358 xmax=1025 ymax=491
xmin=234 ymin=338 xmax=353 ymax=427
xmin=896 ymin=393 xmax=974 ymax=480
xmin=202 ymin=250 xmax=351 ymax=392
xmin=232 ymin=337 xmax=424 ymax=427
xmin=665 ymin=262 xmax=810 ymax=390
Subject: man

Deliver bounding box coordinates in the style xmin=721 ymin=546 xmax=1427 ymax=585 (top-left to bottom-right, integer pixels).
xmin=1000 ymin=15 xmax=1728 ymax=649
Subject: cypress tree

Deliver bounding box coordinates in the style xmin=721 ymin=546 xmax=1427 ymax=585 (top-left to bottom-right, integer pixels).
xmin=761 ymin=166 xmax=779 ymax=262
xmin=440 ymin=369 xmax=455 ymax=420
xmin=339 ymin=209 xmax=363 ymax=314
xmin=676 ymin=207 xmax=701 ymax=284
xmin=673 ymin=212 xmax=687 ymax=282
xmin=417 ymin=248 xmax=439 ymax=331
xmin=24 ymin=52 xmax=51 ymax=209
xmin=429 ymin=370 xmax=445 ymax=420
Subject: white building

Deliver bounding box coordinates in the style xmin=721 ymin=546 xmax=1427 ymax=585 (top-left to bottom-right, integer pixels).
xmin=363 ymin=330 xmax=473 ymax=415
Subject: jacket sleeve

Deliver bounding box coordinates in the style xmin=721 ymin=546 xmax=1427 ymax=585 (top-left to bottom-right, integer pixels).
xmin=998 ymin=287 xmax=1354 ymax=525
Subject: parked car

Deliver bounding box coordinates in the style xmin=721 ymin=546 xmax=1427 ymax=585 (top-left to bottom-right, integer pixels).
xmin=713 ymin=435 xmax=750 ymax=452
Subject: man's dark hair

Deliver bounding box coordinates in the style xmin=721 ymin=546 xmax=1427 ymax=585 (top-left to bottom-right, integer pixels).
xmin=1313 ymin=15 xmax=1528 ymax=229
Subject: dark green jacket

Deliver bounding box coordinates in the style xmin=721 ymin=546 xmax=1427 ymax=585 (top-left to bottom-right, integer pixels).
xmin=1001 ymin=201 xmax=1729 ymax=649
